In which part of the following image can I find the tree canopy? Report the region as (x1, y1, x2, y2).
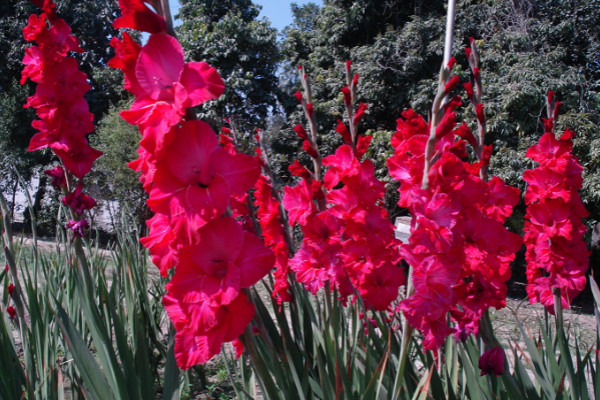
(177, 0, 281, 134)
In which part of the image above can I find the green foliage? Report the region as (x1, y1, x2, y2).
(0, 0, 125, 224)
(0, 189, 177, 399)
(89, 101, 148, 229)
(177, 0, 281, 133)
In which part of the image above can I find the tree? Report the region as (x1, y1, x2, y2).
(276, 0, 600, 227)
(177, 0, 281, 135)
(88, 101, 149, 230)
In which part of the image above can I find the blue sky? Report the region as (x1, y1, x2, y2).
(169, 0, 323, 32)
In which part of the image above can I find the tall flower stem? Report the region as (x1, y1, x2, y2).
(422, 0, 455, 190)
(298, 66, 324, 184)
(159, 0, 176, 37)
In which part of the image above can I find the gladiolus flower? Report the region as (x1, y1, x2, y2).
(479, 346, 504, 376)
(113, 0, 167, 33)
(66, 219, 89, 238)
(120, 34, 224, 156)
(62, 183, 96, 216)
(45, 166, 67, 188)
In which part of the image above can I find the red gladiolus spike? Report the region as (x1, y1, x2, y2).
(523, 128, 588, 313)
(389, 107, 521, 351)
(21, 7, 102, 178)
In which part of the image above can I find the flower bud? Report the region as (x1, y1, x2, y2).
(479, 346, 504, 376)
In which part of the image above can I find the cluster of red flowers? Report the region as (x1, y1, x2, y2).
(110, 0, 273, 368)
(21, 0, 99, 231)
(21, 0, 101, 178)
(523, 92, 589, 312)
(388, 98, 521, 349)
(283, 67, 404, 311)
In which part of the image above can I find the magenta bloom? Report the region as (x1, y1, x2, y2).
(120, 34, 225, 156)
(66, 219, 89, 238)
(113, 0, 166, 33)
(147, 120, 260, 236)
(166, 216, 274, 307)
(61, 183, 96, 216)
(45, 166, 66, 188)
(479, 346, 505, 376)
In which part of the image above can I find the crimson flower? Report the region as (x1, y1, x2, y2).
(164, 292, 255, 369)
(140, 213, 180, 277)
(113, 0, 167, 33)
(61, 183, 96, 216)
(66, 219, 89, 238)
(147, 120, 260, 236)
(6, 306, 16, 320)
(166, 217, 274, 307)
(119, 34, 224, 156)
(479, 346, 504, 376)
(45, 166, 66, 188)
